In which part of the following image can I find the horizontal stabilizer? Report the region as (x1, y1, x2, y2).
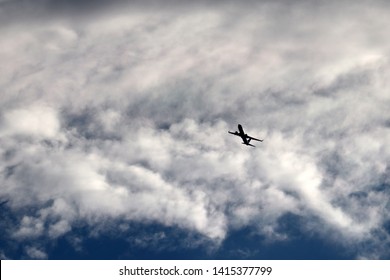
(243, 143, 255, 147)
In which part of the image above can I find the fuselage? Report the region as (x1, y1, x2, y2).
(238, 124, 245, 135)
(237, 124, 249, 144)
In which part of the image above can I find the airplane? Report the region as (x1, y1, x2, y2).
(228, 124, 263, 147)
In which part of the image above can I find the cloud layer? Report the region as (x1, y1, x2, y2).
(1, 0, 390, 259)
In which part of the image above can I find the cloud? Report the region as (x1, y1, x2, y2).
(1, 104, 61, 138)
(1, 0, 390, 259)
(25, 246, 48, 259)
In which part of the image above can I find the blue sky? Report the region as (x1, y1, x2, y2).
(1, 0, 390, 260)
(0, 205, 356, 259)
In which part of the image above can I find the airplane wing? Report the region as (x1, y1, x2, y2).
(248, 135, 263, 142)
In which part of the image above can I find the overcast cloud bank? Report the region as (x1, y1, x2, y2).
(1, 0, 390, 259)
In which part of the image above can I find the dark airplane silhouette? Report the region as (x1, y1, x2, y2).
(228, 124, 263, 147)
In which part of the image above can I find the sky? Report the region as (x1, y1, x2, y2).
(0, 0, 390, 260)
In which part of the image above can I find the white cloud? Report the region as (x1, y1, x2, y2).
(25, 246, 47, 260)
(48, 219, 71, 238)
(1, 0, 390, 258)
(13, 216, 44, 239)
(1, 104, 61, 139)
(0, 251, 8, 260)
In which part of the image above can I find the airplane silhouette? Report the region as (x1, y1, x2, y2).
(228, 124, 263, 147)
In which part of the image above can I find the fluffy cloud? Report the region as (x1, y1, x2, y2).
(25, 246, 48, 259)
(1, 0, 390, 259)
(1, 104, 60, 138)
